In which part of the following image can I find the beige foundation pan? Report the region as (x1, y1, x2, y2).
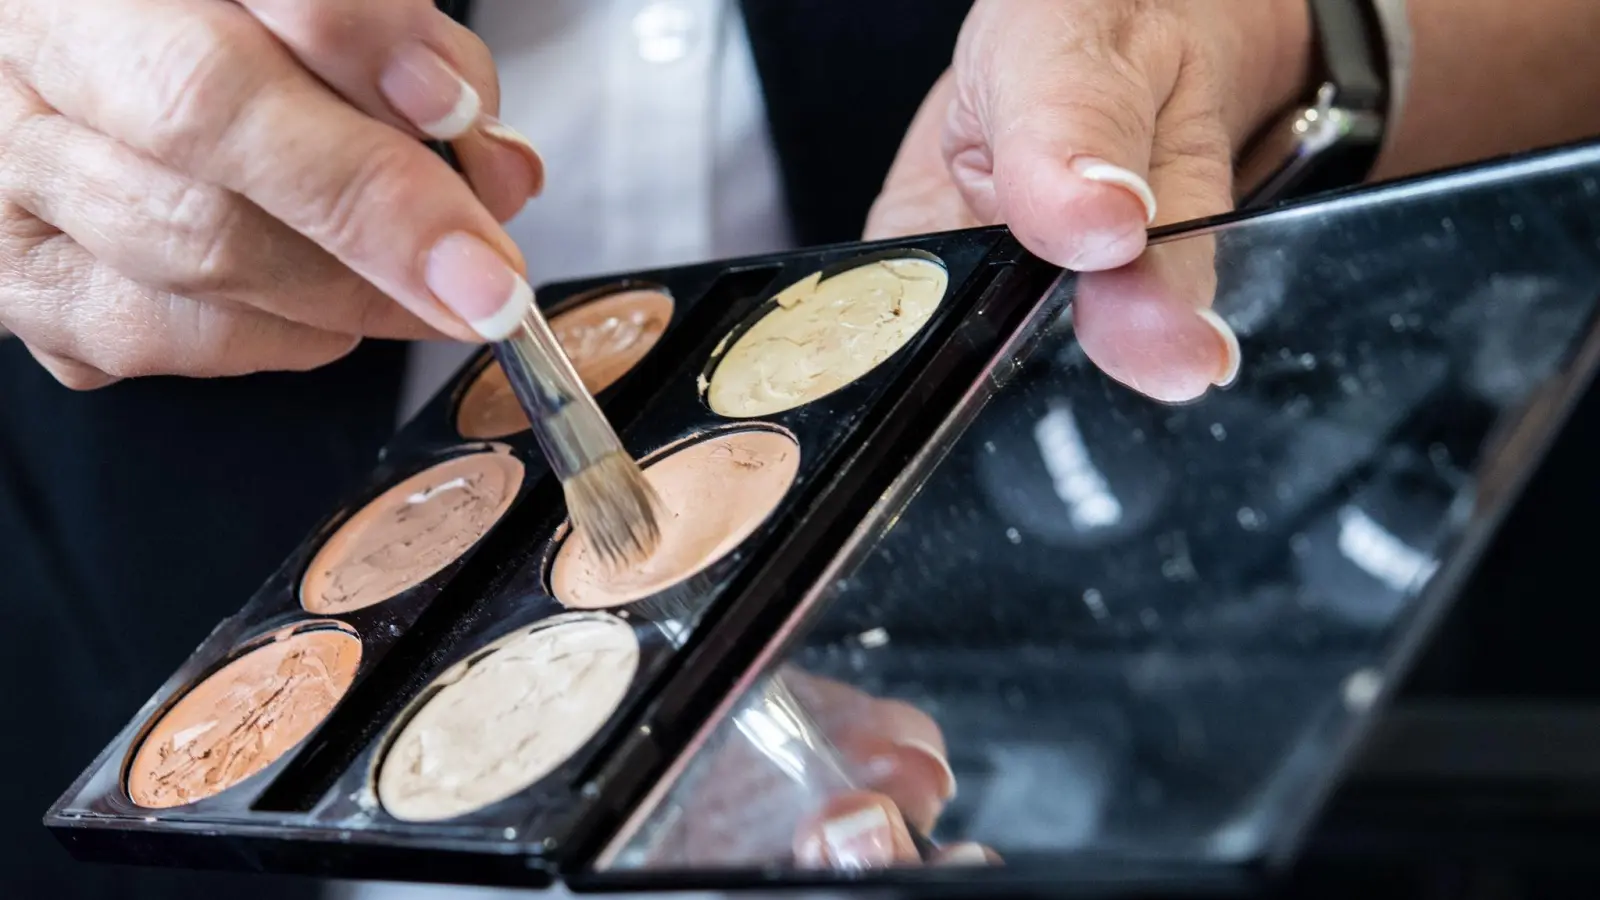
(376, 612, 640, 822)
(457, 287, 675, 440)
(705, 255, 949, 419)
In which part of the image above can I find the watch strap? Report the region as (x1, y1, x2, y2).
(1235, 0, 1404, 207)
(1370, 0, 1412, 163)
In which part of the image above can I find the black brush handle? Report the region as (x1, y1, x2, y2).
(428, 140, 466, 175)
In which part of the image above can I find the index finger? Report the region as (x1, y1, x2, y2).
(1073, 234, 1236, 403)
(16, 0, 527, 341)
(235, 0, 502, 135)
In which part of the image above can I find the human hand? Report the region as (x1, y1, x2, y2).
(640, 669, 996, 870)
(0, 0, 544, 389)
(866, 0, 1313, 403)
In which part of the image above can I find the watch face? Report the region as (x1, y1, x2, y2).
(1235, 86, 1385, 208)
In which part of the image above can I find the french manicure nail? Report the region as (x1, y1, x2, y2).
(1195, 307, 1241, 387)
(381, 43, 481, 139)
(821, 804, 895, 870)
(479, 117, 547, 196)
(795, 834, 827, 869)
(1072, 156, 1158, 225)
(424, 232, 531, 340)
(936, 842, 992, 866)
(895, 739, 958, 799)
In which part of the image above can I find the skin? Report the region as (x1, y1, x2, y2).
(0, 0, 540, 387)
(4, 0, 1600, 391)
(867, 0, 1600, 403)
(650, 668, 993, 870)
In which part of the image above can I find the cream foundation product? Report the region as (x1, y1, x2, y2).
(301, 451, 523, 614)
(551, 429, 801, 609)
(457, 289, 675, 439)
(377, 614, 640, 822)
(706, 258, 949, 418)
(56, 224, 1079, 886)
(127, 625, 361, 809)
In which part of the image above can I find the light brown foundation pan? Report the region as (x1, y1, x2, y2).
(456, 287, 676, 440)
(705, 256, 949, 419)
(300, 450, 524, 615)
(376, 612, 639, 823)
(550, 427, 802, 609)
(126, 622, 361, 809)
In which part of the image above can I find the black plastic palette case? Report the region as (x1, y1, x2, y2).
(47, 140, 1600, 895)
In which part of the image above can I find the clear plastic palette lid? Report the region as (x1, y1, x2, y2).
(589, 145, 1600, 887)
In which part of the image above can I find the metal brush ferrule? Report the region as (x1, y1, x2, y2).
(491, 305, 624, 481)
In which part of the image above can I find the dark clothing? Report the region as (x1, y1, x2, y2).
(0, 342, 408, 899)
(0, 4, 971, 898)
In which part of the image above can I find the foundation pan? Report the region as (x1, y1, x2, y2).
(550, 427, 802, 609)
(705, 254, 949, 418)
(457, 287, 676, 439)
(126, 621, 361, 809)
(376, 613, 640, 823)
(301, 449, 524, 615)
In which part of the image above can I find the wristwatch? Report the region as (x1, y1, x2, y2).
(1234, 0, 1412, 208)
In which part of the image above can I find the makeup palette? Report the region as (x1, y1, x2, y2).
(48, 227, 1062, 886)
(47, 142, 1600, 894)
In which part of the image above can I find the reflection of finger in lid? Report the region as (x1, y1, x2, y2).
(794, 791, 919, 870)
(840, 735, 955, 834)
(933, 842, 1003, 867)
(870, 697, 947, 758)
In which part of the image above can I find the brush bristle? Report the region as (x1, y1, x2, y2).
(565, 452, 662, 569)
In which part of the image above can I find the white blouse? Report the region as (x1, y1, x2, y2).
(397, 0, 794, 422)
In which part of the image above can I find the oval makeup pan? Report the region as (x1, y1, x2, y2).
(706, 257, 948, 418)
(301, 451, 523, 615)
(377, 614, 639, 822)
(457, 288, 675, 439)
(551, 428, 800, 609)
(127, 624, 361, 809)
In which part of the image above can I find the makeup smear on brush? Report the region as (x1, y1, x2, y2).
(457, 288, 675, 439)
(377, 614, 639, 822)
(127, 624, 361, 809)
(301, 451, 524, 615)
(707, 258, 949, 418)
(550, 429, 800, 609)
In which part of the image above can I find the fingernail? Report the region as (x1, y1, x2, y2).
(1195, 307, 1241, 387)
(1072, 157, 1158, 225)
(424, 232, 532, 340)
(479, 117, 547, 197)
(895, 739, 958, 800)
(936, 842, 993, 866)
(795, 834, 827, 869)
(381, 44, 481, 139)
(821, 804, 896, 870)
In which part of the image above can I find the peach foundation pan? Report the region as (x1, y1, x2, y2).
(456, 287, 676, 440)
(48, 225, 1062, 888)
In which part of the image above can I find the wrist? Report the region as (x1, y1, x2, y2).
(1232, 0, 1316, 148)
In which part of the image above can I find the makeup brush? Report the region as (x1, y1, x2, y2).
(492, 303, 663, 569)
(424, 140, 663, 568)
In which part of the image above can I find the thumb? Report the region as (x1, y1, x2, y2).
(950, 0, 1239, 400)
(1071, 69, 1241, 403)
(949, 0, 1176, 270)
